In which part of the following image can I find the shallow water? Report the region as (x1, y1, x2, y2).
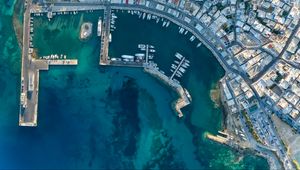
(0, 2, 269, 169)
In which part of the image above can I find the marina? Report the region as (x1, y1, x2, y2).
(23, 1, 218, 126)
(9, 0, 271, 169)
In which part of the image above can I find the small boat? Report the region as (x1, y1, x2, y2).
(175, 52, 183, 60)
(166, 21, 170, 27)
(135, 53, 145, 57)
(171, 64, 177, 69)
(142, 13, 146, 19)
(181, 64, 188, 68)
(176, 73, 182, 77)
(197, 42, 202, 48)
(156, 18, 159, 23)
(150, 49, 156, 53)
(184, 88, 192, 102)
(148, 55, 154, 59)
(189, 35, 195, 41)
(138, 44, 146, 49)
(183, 62, 190, 67)
(179, 67, 186, 73)
(177, 71, 183, 76)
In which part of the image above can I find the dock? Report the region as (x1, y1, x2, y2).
(99, 6, 111, 65)
(206, 131, 229, 144)
(170, 54, 186, 80)
(44, 59, 78, 65)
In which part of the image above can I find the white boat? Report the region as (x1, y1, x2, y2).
(184, 30, 188, 35)
(166, 21, 170, 27)
(121, 55, 134, 59)
(176, 73, 182, 77)
(162, 21, 166, 27)
(135, 53, 145, 58)
(184, 88, 192, 102)
(171, 64, 177, 69)
(183, 62, 190, 67)
(197, 42, 202, 48)
(109, 33, 112, 42)
(175, 52, 183, 60)
(179, 28, 184, 34)
(97, 17, 102, 36)
(174, 60, 179, 64)
(149, 45, 155, 49)
(148, 55, 154, 59)
(179, 67, 186, 73)
(177, 71, 183, 76)
(185, 59, 190, 64)
(170, 69, 174, 72)
(150, 49, 156, 53)
(138, 44, 145, 49)
(190, 35, 195, 41)
(142, 13, 146, 19)
(182, 63, 188, 68)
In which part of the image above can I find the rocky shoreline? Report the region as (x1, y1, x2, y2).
(207, 78, 280, 170)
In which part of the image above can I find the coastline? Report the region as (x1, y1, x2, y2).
(210, 81, 228, 130)
(206, 78, 279, 169)
(12, 0, 23, 47)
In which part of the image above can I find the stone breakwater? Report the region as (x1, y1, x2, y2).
(143, 64, 191, 117)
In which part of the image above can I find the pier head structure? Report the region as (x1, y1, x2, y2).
(19, 0, 78, 126)
(21, 0, 299, 169)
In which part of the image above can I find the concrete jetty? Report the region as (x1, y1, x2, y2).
(206, 131, 230, 144)
(99, 6, 111, 65)
(44, 59, 78, 65)
(19, 59, 78, 127)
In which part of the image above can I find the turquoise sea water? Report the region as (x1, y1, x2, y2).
(0, 2, 270, 169)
